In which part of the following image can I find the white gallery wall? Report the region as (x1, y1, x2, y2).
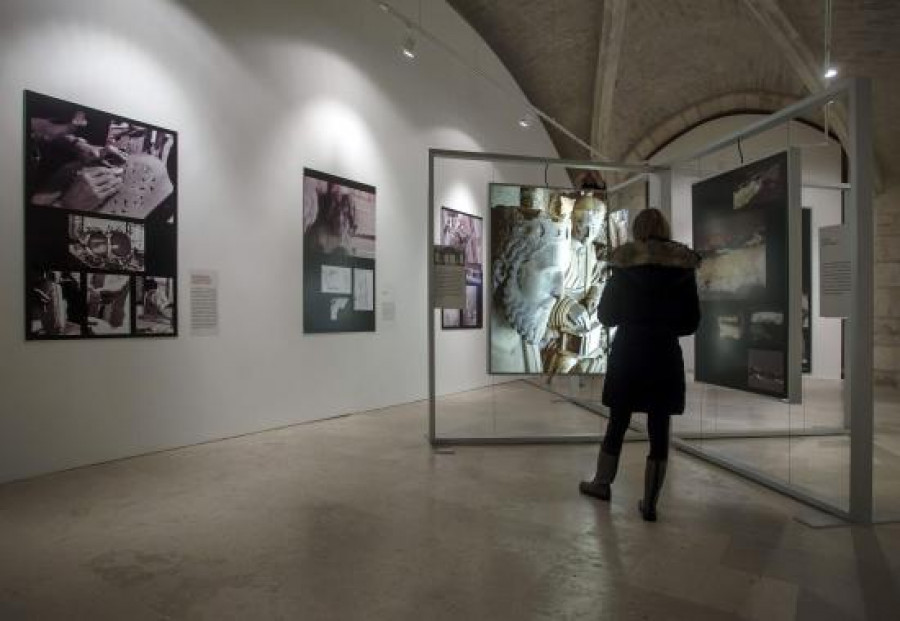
(0, 0, 564, 482)
(652, 115, 844, 380)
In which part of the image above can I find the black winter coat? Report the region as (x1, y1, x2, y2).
(599, 239, 701, 415)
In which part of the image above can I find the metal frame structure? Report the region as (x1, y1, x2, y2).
(426, 77, 874, 523)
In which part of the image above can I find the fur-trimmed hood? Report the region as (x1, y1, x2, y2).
(610, 239, 700, 269)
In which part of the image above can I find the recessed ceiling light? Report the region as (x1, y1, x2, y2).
(824, 66, 838, 79)
(401, 32, 416, 59)
(518, 116, 532, 129)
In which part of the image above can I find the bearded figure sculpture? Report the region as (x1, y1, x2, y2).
(490, 198, 572, 374)
(545, 193, 610, 374)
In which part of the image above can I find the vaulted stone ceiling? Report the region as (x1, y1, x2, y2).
(448, 0, 900, 182)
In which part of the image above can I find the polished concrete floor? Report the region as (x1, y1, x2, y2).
(2, 383, 900, 620)
(539, 375, 900, 519)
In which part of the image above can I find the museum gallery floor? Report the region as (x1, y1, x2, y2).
(0, 380, 898, 619)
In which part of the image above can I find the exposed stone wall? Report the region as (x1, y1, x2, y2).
(875, 183, 900, 386)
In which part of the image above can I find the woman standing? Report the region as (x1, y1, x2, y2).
(579, 209, 701, 522)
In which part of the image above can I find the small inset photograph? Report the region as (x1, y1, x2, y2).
(462, 284, 480, 327)
(732, 162, 783, 210)
(329, 297, 351, 322)
(750, 311, 785, 343)
(717, 314, 743, 340)
(25, 92, 175, 220)
(85, 273, 131, 336)
(136, 276, 175, 335)
(303, 169, 375, 259)
(443, 309, 462, 328)
(68, 215, 145, 272)
(748, 349, 785, 393)
(353, 268, 374, 312)
(695, 209, 767, 300)
(27, 270, 85, 337)
(321, 265, 352, 295)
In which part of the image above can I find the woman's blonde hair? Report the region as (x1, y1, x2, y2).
(632, 208, 671, 242)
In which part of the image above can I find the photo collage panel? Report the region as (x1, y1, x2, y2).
(25, 91, 177, 339)
(440, 207, 484, 330)
(692, 151, 790, 398)
(302, 168, 376, 333)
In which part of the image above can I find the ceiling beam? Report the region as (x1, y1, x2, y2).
(590, 0, 629, 160)
(742, 0, 824, 93)
(741, 1, 850, 145)
(742, 0, 884, 190)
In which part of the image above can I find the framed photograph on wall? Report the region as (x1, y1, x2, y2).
(24, 91, 178, 340)
(440, 207, 483, 330)
(302, 168, 376, 333)
(692, 151, 794, 399)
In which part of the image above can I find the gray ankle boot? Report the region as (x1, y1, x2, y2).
(638, 457, 667, 522)
(579, 450, 619, 501)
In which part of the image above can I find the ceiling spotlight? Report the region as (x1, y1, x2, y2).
(401, 31, 417, 59)
(824, 66, 838, 79)
(518, 116, 532, 129)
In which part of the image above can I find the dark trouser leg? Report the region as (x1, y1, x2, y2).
(639, 413, 670, 521)
(601, 409, 633, 457)
(580, 410, 631, 501)
(646, 413, 670, 461)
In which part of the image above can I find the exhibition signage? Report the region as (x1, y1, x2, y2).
(819, 224, 851, 318)
(190, 270, 219, 336)
(432, 245, 467, 310)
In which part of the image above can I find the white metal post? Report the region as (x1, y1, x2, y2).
(788, 148, 803, 404)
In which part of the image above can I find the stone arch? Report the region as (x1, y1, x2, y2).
(621, 92, 800, 163)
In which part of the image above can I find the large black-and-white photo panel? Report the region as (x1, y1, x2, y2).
(440, 207, 483, 330)
(24, 91, 178, 340)
(302, 169, 376, 333)
(692, 151, 792, 398)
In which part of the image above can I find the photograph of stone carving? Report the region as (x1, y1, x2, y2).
(440, 207, 483, 330)
(68, 215, 145, 272)
(302, 168, 376, 333)
(489, 184, 611, 375)
(692, 151, 790, 398)
(24, 90, 178, 340)
(544, 193, 610, 374)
